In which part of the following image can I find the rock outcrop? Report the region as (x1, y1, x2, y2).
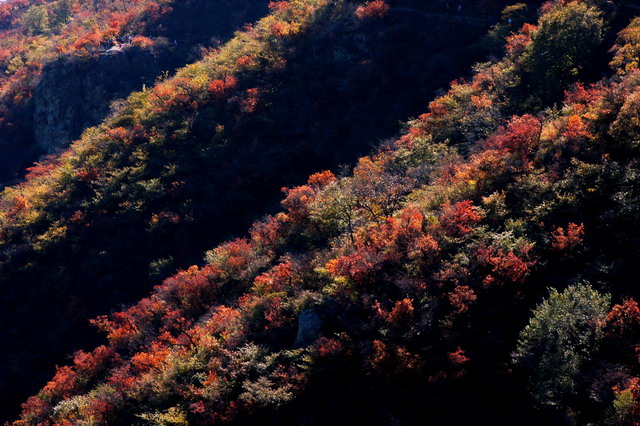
(33, 46, 178, 153)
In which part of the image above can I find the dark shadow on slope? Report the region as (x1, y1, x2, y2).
(0, 1, 523, 420)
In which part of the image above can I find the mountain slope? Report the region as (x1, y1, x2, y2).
(0, 0, 270, 184)
(0, 0, 517, 420)
(14, 0, 640, 424)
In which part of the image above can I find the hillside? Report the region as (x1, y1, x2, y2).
(0, 0, 270, 184)
(0, 0, 521, 420)
(10, 0, 640, 424)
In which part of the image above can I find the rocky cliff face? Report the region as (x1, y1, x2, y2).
(31, 0, 271, 155)
(33, 46, 178, 153)
(0, 0, 270, 185)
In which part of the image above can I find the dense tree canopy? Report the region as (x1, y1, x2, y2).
(6, 0, 640, 424)
(0, 0, 522, 420)
(526, 1, 605, 103)
(514, 284, 610, 409)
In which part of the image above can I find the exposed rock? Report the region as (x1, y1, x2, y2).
(33, 46, 179, 153)
(294, 310, 322, 347)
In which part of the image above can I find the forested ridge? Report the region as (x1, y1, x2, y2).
(0, 0, 516, 421)
(4, 0, 640, 424)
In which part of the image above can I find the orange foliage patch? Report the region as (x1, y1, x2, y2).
(355, 1, 390, 20)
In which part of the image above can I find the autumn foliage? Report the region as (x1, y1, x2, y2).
(9, 0, 640, 424)
(355, 1, 390, 20)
